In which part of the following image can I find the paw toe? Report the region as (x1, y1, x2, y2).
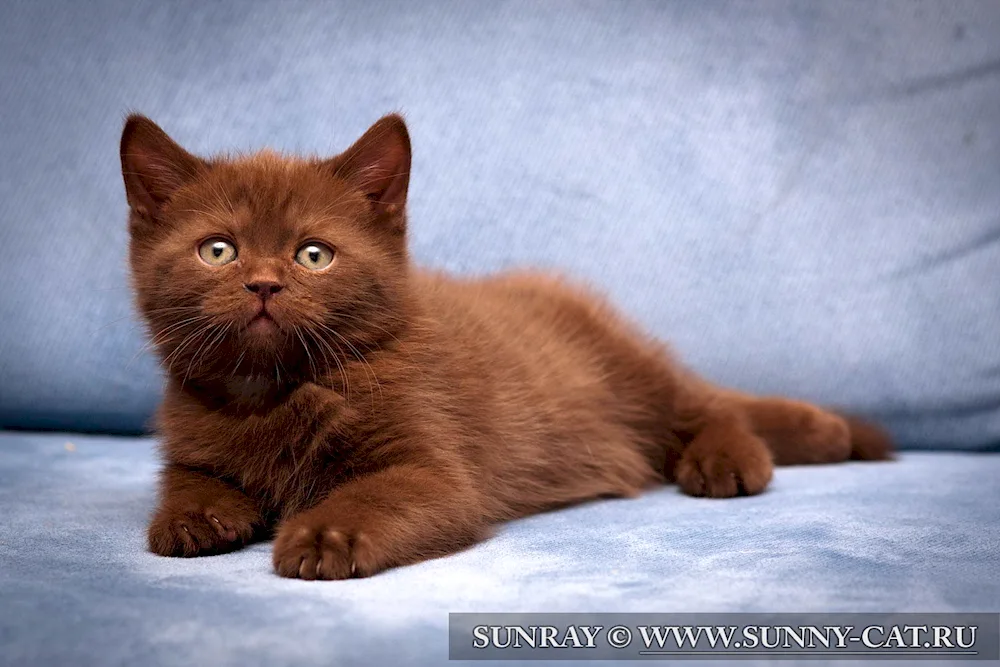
(676, 435, 773, 499)
(148, 508, 251, 557)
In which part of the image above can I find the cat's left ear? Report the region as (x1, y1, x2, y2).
(120, 114, 208, 222)
(322, 114, 411, 233)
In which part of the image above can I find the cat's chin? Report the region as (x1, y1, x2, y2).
(222, 372, 286, 407)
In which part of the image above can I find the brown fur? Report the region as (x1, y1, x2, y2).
(121, 113, 893, 580)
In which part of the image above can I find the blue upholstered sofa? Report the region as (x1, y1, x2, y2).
(1, 2, 998, 665)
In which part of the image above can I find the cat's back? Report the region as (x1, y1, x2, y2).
(413, 268, 626, 354)
(406, 269, 667, 511)
(409, 267, 663, 391)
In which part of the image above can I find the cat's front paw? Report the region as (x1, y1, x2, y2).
(675, 431, 773, 498)
(148, 502, 257, 557)
(272, 517, 384, 580)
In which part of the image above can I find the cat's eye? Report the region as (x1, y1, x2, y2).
(295, 242, 335, 271)
(198, 238, 237, 266)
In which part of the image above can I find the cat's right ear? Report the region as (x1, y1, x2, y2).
(120, 115, 207, 221)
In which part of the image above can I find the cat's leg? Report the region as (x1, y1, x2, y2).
(148, 465, 266, 557)
(668, 392, 892, 496)
(272, 464, 487, 580)
(586, 341, 776, 498)
(723, 392, 894, 465)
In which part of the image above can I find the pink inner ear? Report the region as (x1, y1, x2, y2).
(131, 153, 188, 201)
(371, 142, 410, 208)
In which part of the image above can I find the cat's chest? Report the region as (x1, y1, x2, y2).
(161, 383, 355, 511)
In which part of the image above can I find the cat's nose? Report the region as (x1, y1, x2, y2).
(244, 281, 284, 300)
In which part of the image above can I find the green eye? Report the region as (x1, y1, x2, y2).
(198, 238, 237, 266)
(295, 242, 335, 270)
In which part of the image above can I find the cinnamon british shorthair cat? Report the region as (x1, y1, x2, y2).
(121, 113, 891, 580)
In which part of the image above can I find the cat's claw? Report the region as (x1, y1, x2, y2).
(148, 505, 255, 557)
(273, 523, 377, 580)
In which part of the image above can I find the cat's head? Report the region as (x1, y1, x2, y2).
(121, 114, 412, 389)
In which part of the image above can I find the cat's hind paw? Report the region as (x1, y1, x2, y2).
(674, 432, 773, 498)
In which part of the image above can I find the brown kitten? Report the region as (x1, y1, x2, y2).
(121, 113, 892, 580)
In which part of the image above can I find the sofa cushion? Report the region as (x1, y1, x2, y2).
(1, 1, 999, 449)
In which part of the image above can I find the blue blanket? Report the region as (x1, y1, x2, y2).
(1, 432, 997, 666)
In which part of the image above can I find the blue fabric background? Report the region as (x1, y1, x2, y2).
(1, 1, 999, 449)
(2, 5, 999, 666)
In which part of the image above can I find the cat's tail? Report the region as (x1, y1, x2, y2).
(732, 393, 894, 465)
(840, 414, 895, 462)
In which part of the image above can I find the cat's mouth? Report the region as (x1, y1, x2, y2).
(247, 310, 280, 335)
